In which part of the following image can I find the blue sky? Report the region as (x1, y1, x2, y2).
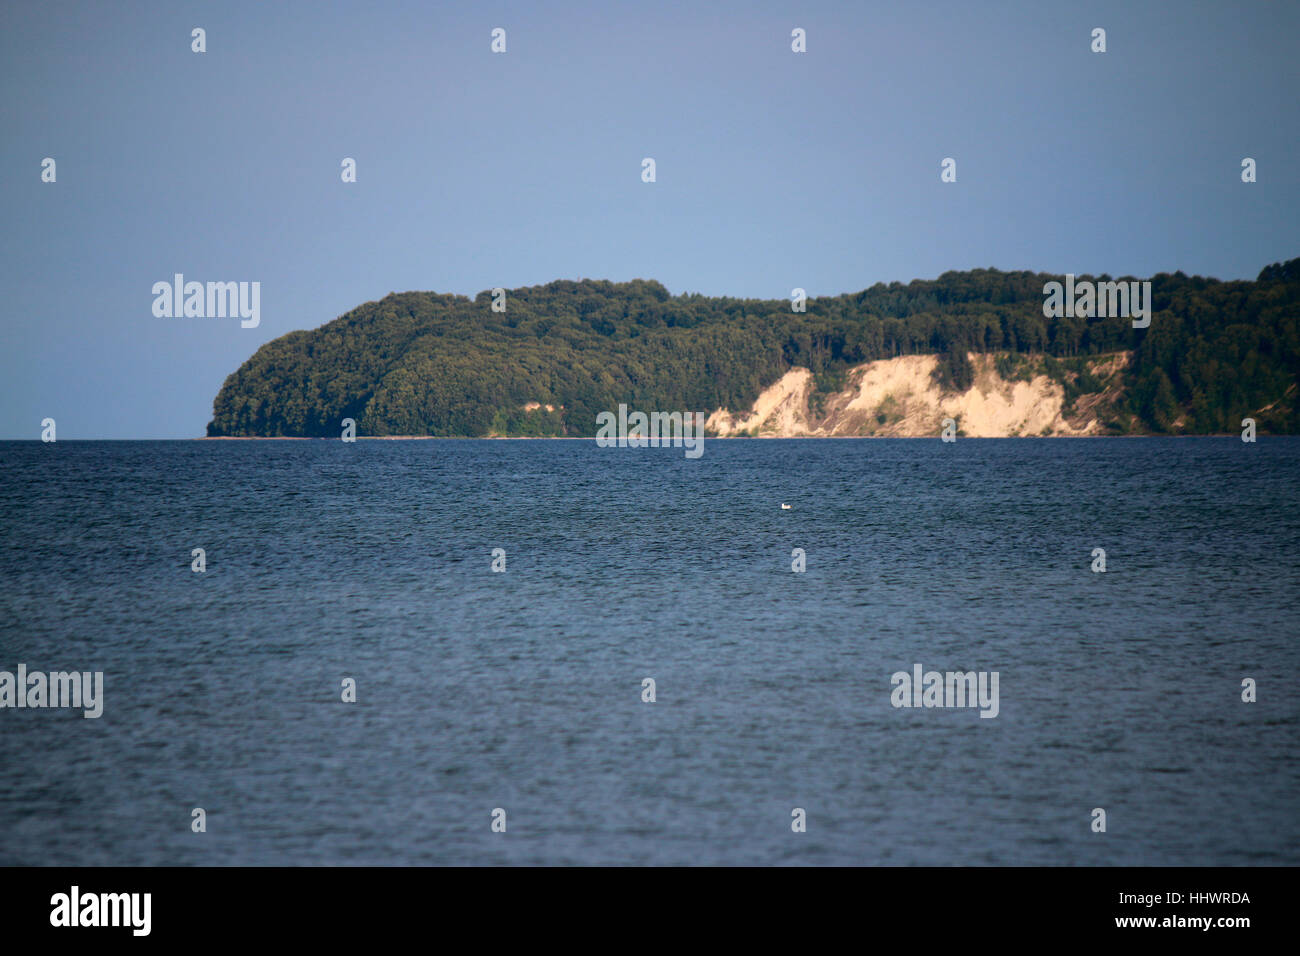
(2, 0, 1296, 438)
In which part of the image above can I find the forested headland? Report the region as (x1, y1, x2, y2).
(206, 258, 1300, 437)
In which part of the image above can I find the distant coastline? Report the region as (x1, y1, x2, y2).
(194, 432, 1255, 440)
(205, 262, 1299, 440)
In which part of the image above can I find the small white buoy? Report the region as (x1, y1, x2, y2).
(781, 503, 791, 510)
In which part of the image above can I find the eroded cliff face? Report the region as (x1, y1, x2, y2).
(706, 352, 1131, 437)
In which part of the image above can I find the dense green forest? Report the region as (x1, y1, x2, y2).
(207, 259, 1300, 437)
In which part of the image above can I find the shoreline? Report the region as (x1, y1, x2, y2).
(193, 433, 1257, 441)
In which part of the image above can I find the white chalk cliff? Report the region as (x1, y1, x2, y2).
(706, 352, 1131, 437)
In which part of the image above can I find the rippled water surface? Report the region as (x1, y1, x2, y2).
(1, 438, 1297, 865)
